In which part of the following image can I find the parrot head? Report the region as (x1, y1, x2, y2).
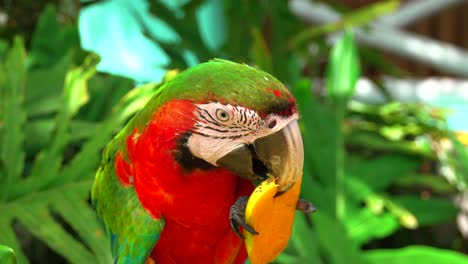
(153, 59, 304, 194)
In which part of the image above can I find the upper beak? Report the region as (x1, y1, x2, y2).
(217, 120, 304, 193)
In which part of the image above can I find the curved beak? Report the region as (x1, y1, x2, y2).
(254, 120, 304, 192)
(217, 120, 304, 193)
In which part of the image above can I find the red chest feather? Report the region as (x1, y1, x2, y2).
(115, 100, 254, 263)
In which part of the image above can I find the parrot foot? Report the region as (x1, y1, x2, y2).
(229, 196, 259, 239)
(296, 198, 316, 214)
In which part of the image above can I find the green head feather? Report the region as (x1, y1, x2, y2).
(157, 59, 292, 112)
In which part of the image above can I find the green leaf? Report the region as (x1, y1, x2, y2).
(0, 39, 8, 58)
(344, 176, 418, 229)
(53, 192, 111, 264)
(0, 37, 27, 201)
(24, 120, 99, 154)
(292, 79, 339, 214)
(347, 154, 421, 191)
(0, 179, 112, 264)
(395, 174, 455, 193)
(314, 212, 369, 264)
(249, 27, 272, 74)
(326, 30, 360, 108)
(29, 4, 80, 67)
(346, 131, 435, 158)
(365, 246, 468, 264)
(0, 244, 16, 264)
(0, 218, 26, 263)
(447, 132, 468, 190)
(346, 207, 399, 245)
(25, 53, 72, 117)
(28, 54, 99, 191)
(0, 48, 132, 263)
(324, 30, 360, 218)
(63, 54, 98, 117)
(82, 73, 133, 121)
(57, 115, 120, 185)
(274, 253, 307, 264)
(285, 212, 321, 262)
(12, 200, 97, 263)
(344, 177, 403, 244)
(393, 195, 458, 226)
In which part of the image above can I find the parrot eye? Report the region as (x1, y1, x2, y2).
(215, 109, 230, 121)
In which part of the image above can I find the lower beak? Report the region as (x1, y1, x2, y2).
(217, 120, 304, 193)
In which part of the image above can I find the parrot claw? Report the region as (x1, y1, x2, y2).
(296, 198, 316, 214)
(229, 196, 259, 239)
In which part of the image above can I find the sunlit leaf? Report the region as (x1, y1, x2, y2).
(393, 195, 458, 226)
(326, 30, 360, 108)
(365, 246, 468, 264)
(0, 37, 27, 201)
(347, 154, 421, 191)
(285, 212, 321, 262)
(396, 174, 455, 193)
(346, 207, 399, 245)
(25, 53, 72, 117)
(250, 27, 272, 74)
(30, 4, 80, 67)
(28, 54, 99, 190)
(447, 132, 468, 190)
(0, 35, 131, 263)
(314, 212, 369, 264)
(0, 244, 16, 264)
(292, 79, 338, 214)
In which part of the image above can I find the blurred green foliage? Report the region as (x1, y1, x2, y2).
(0, 1, 467, 264)
(0, 5, 158, 263)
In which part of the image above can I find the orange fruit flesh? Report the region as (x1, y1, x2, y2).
(243, 177, 302, 264)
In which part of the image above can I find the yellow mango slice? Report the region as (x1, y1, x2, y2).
(244, 176, 302, 264)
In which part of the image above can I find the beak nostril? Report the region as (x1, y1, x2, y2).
(268, 120, 277, 129)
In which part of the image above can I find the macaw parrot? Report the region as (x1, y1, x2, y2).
(92, 59, 313, 264)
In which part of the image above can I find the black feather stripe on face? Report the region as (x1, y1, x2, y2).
(173, 132, 215, 172)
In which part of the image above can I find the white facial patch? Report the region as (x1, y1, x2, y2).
(187, 102, 298, 166)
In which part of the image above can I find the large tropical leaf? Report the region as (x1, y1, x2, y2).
(0, 36, 157, 264)
(365, 246, 468, 264)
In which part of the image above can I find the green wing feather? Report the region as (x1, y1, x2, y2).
(92, 98, 165, 264)
(92, 140, 164, 264)
(92, 68, 172, 264)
